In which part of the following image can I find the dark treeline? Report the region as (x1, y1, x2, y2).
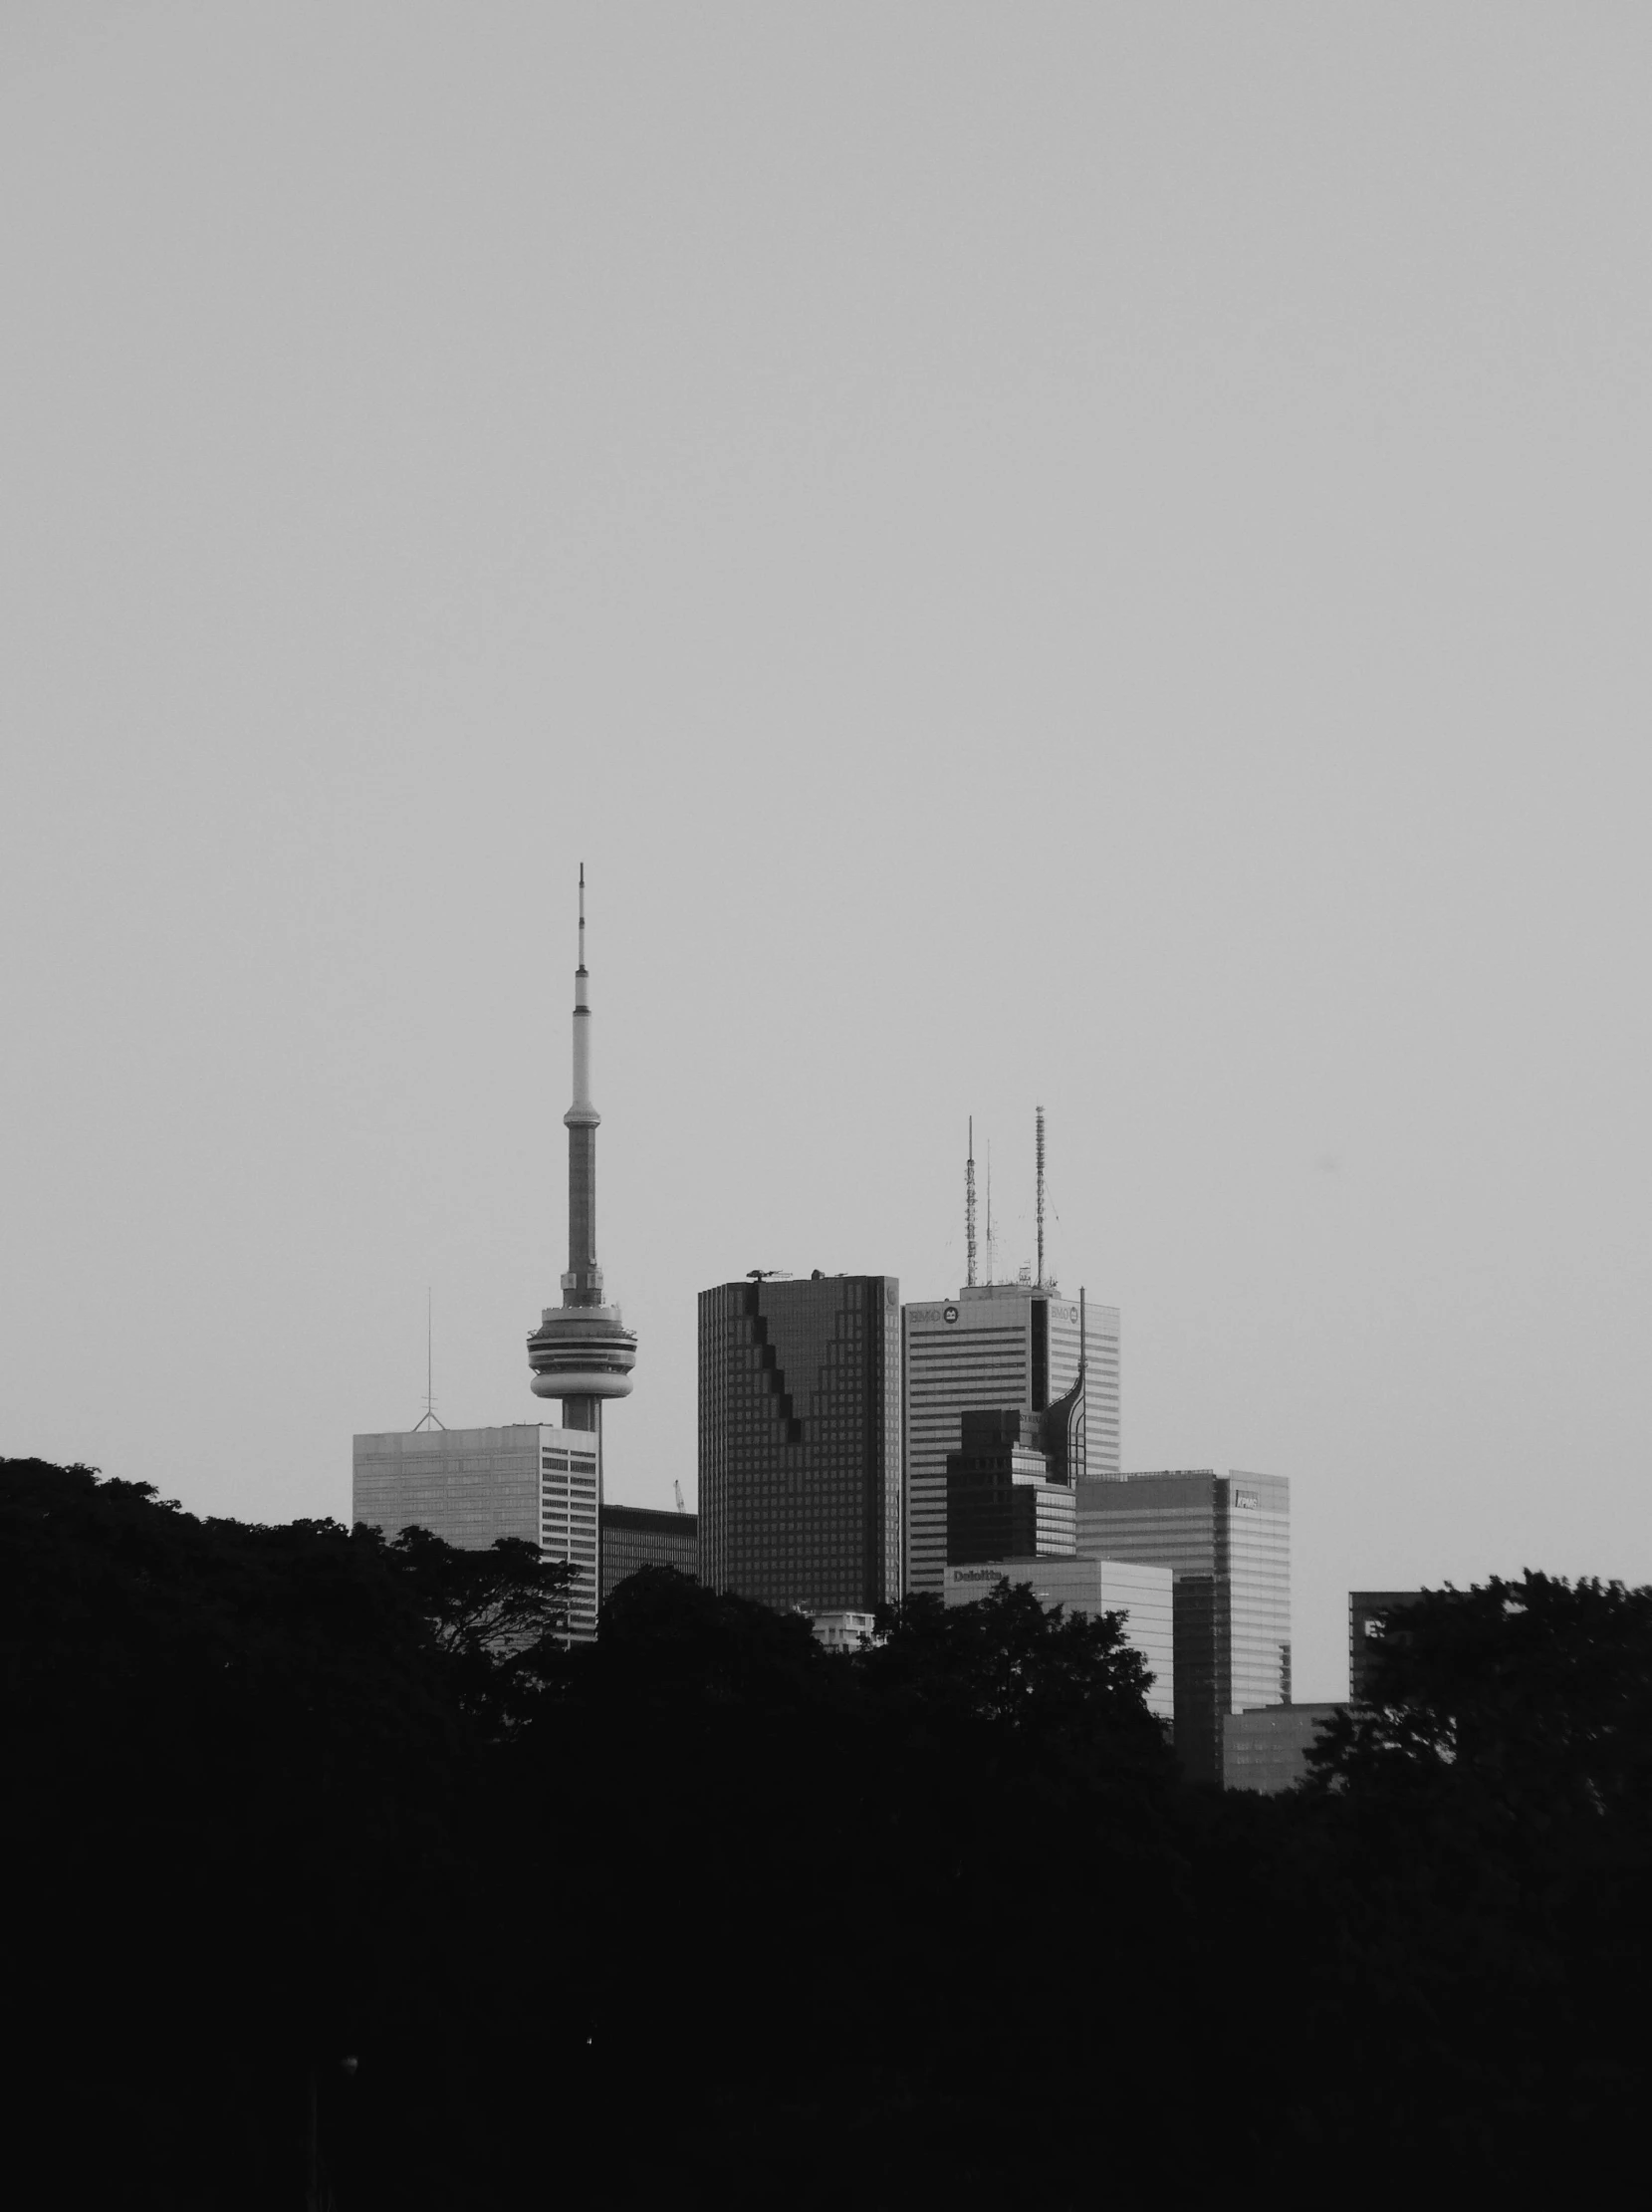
(5, 1456, 1650, 2206)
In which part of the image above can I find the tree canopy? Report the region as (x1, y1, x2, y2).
(6, 1458, 1651, 2205)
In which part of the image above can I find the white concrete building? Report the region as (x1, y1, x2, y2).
(942, 1555, 1173, 1723)
(353, 1421, 601, 1640)
(803, 1609, 880, 1653)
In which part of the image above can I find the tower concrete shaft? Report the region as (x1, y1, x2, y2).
(527, 864, 637, 1427)
(565, 867, 601, 1306)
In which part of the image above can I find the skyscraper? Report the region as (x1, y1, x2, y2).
(903, 1285, 1120, 1596)
(1074, 1470, 1291, 1787)
(698, 1273, 902, 1613)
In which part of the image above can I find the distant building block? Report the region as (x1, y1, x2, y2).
(1348, 1590, 1423, 1703)
(1222, 1703, 1343, 1794)
(599, 1503, 697, 1603)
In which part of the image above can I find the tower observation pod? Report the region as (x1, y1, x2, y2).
(527, 865, 638, 1430)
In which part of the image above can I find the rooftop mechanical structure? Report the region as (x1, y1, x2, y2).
(527, 865, 637, 1433)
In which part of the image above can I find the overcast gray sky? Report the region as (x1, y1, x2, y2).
(5, 3, 1650, 1696)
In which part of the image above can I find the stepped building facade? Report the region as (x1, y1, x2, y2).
(698, 1273, 902, 1614)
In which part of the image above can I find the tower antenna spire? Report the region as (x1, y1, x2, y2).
(527, 863, 638, 1429)
(1036, 1104, 1046, 1288)
(413, 1287, 446, 1430)
(965, 1116, 977, 1289)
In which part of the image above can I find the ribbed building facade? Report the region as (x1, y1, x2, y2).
(1074, 1470, 1291, 1786)
(698, 1275, 902, 1613)
(902, 1284, 1120, 1596)
(352, 1422, 602, 1639)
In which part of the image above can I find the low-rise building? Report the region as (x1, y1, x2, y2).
(804, 1609, 879, 1653)
(1222, 1703, 1343, 1794)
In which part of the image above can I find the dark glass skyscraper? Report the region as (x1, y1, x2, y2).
(698, 1274, 902, 1613)
(945, 1408, 1076, 1565)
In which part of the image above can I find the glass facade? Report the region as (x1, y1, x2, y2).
(599, 1504, 698, 1604)
(902, 1284, 1120, 1597)
(698, 1275, 902, 1612)
(944, 1409, 1076, 1566)
(1073, 1470, 1291, 1786)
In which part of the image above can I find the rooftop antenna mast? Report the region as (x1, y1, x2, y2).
(985, 1139, 994, 1286)
(413, 1288, 445, 1431)
(965, 1117, 977, 1289)
(1036, 1105, 1047, 1287)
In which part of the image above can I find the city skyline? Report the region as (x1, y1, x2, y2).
(7, 9, 1652, 1706)
(8, 11, 1651, 2192)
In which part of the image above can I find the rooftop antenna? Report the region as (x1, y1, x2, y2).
(985, 1139, 994, 1286)
(1036, 1105, 1047, 1288)
(673, 1479, 686, 1513)
(965, 1117, 977, 1289)
(413, 1288, 446, 1431)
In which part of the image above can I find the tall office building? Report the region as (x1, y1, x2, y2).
(353, 1423, 602, 1638)
(1074, 1471, 1291, 1787)
(903, 1284, 1120, 1596)
(698, 1273, 902, 1613)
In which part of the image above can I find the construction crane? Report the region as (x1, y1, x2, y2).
(673, 1481, 686, 1514)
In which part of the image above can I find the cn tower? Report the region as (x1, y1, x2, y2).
(527, 865, 637, 1432)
